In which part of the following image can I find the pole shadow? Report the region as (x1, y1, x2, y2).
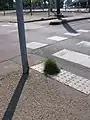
(62, 22, 78, 33)
(2, 73, 29, 120)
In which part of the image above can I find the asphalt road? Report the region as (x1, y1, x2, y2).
(0, 19, 90, 78)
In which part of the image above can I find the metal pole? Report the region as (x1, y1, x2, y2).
(76, 0, 77, 9)
(48, 0, 50, 16)
(3, 0, 5, 16)
(88, 0, 90, 12)
(56, 0, 60, 18)
(16, 0, 29, 74)
(29, 0, 32, 15)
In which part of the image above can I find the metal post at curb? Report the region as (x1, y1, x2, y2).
(3, 0, 5, 16)
(29, 0, 32, 16)
(56, 0, 60, 18)
(16, 0, 29, 74)
(86, 0, 88, 10)
(48, 0, 50, 17)
(88, 0, 90, 12)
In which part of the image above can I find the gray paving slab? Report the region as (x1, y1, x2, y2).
(0, 32, 20, 62)
(1, 70, 89, 120)
(0, 60, 20, 76)
(11, 54, 45, 66)
(0, 71, 22, 120)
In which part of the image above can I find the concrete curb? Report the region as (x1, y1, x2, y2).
(66, 17, 90, 22)
(49, 17, 90, 25)
(0, 9, 89, 14)
(9, 17, 57, 23)
(0, 15, 90, 24)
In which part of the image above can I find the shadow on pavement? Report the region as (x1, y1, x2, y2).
(62, 22, 77, 33)
(2, 73, 29, 120)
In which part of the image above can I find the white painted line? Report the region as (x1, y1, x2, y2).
(1, 23, 17, 27)
(64, 32, 80, 36)
(26, 42, 48, 49)
(77, 41, 90, 47)
(31, 63, 90, 94)
(25, 23, 44, 30)
(8, 23, 17, 27)
(77, 29, 89, 33)
(8, 30, 17, 34)
(48, 36, 67, 41)
(1, 24, 12, 27)
(53, 49, 90, 68)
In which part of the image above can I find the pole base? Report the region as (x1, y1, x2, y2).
(56, 13, 64, 19)
(23, 66, 29, 74)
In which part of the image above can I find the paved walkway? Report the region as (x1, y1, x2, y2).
(0, 53, 90, 120)
(0, 9, 90, 23)
(0, 8, 89, 14)
(0, 62, 90, 120)
(49, 13, 90, 25)
(0, 12, 55, 23)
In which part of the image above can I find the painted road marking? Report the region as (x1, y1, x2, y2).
(77, 41, 90, 47)
(53, 49, 90, 68)
(64, 32, 80, 36)
(48, 36, 68, 41)
(26, 42, 48, 49)
(77, 29, 89, 33)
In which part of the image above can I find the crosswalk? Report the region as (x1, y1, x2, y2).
(53, 49, 90, 68)
(76, 41, 90, 47)
(26, 42, 48, 49)
(27, 28, 90, 79)
(48, 36, 67, 41)
(29, 28, 90, 95)
(1, 22, 90, 94)
(64, 32, 81, 36)
(1, 23, 90, 72)
(26, 28, 90, 50)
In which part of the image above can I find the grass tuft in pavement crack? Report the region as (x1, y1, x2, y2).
(43, 59, 60, 76)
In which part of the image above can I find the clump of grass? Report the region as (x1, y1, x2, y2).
(43, 59, 60, 76)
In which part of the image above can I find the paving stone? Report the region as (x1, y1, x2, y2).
(0, 60, 20, 76)
(31, 63, 90, 94)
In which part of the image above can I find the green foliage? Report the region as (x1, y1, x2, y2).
(24, 0, 30, 4)
(0, 0, 13, 10)
(43, 59, 60, 76)
(24, 0, 40, 4)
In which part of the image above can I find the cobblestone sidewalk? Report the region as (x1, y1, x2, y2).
(0, 66, 90, 120)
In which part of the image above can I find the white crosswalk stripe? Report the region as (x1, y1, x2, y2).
(26, 42, 48, 49)
(0, 23, 17, 27)
(77, 41, 90, 47)
(64, 32, 81, 36)
(77, 29, 89, 33)
(48, 36, 68, 41)
(53, 49, 90, 68)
